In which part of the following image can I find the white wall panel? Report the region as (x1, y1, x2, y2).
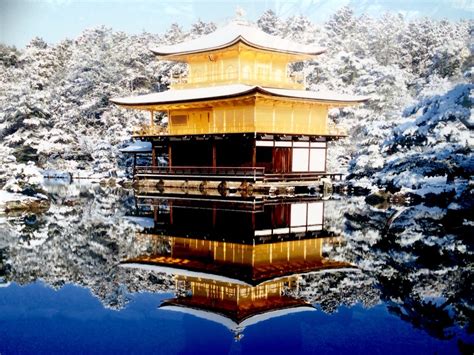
(256, 140, 273, 147)
(309, 149, 325, 172)
(310, 142, 327, 148)
(307, 202, 323, 225)
(292, 148, 309, 172)
(290, 203, 307, 226)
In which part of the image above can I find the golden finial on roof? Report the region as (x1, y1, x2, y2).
(233, 6, 249, 26)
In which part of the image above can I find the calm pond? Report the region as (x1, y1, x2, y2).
(0, 183, 472, 354)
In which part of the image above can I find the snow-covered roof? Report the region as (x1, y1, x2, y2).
(119, 141, 152, 153)
(160, 304, 315, 331)
(110, 84, 369, 107)
(123, 216, 155, 228)
(120, 263, 252, 286)
(151, 22, 325, 57)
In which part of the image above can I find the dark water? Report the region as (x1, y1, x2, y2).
(0, 184, 472, 354)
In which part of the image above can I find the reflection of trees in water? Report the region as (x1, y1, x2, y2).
(0, 248, 11, 284)
(0, 188, 472, 343)
(342, 200, 473, 341)
(299, 271, 379, 314)
(0, 184, 174, 309)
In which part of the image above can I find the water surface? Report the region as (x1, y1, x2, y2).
(0, 184, 472, 354)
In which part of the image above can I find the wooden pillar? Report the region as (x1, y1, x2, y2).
(168, 143, 173, 168)
(150, 110, 154, 126)
(212, 140, 217, 171)
(212, 206, 217, 227)
(151, 146, 157, 167)
(252, 140, 257, 168)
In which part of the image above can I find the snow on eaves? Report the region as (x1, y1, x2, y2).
(123, 216, 155, 228)
(110, 84, 369, 107)
(119, 141, 152, 153)
(150, 22, 326, 57)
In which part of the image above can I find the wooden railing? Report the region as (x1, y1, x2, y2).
(264, 172, 344, 182)
(134, 165, 344, 183)
(133, 124, 346, 137)
(135, 165, 266, 181)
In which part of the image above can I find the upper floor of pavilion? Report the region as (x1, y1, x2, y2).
(151, 21, 326, 90)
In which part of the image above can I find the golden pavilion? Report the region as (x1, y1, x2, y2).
(112, 21, 368, 189)
(121, 197, 354, 334)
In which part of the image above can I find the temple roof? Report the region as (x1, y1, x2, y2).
(150, 22, 326, 57)
(119, 140, 152, 153)
(120, 262, 252, 286)
(120, 257, 357, 286)
(110, 84, 369, 108)
(160, 301, 315, 331)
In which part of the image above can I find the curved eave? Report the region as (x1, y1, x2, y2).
(150, 37, 326, 60)
(109, 85, 257, 109)
(159, 303, 315, 331)
(255, 87, 370, 107)
(110, 86, 369, 110)
(119, 262, 253, 286)
(119, 259, 357, 286)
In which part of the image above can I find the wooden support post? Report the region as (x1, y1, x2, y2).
(150, 110, 154, 127)
(252, 140, 257, 168)
(271, 145, 277, 173)
(212, 140, 217, 172)
(212, 206, 217, 227)
(168, 144, 172, 168)
(151, 146, 157, 167)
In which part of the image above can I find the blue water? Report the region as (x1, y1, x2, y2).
(0, 281, 466, 354)
(1, 187, 472, 354)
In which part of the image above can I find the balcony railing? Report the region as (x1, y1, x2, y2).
(135, 165, 266, 181)
(133, 124, 346, 137)
(134, 165, 344, 182)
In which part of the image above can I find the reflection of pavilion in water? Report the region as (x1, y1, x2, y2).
(122, 197, 353, 335)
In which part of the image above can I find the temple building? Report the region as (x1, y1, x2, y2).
(121, 197, 354, 334)
(112, 21, 368, 190)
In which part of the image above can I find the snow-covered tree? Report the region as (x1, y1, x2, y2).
(257, 9, 284, 36)
(0, 11, 471, 203)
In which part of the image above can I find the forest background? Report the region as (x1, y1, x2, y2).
(0, 7, 472, 205)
